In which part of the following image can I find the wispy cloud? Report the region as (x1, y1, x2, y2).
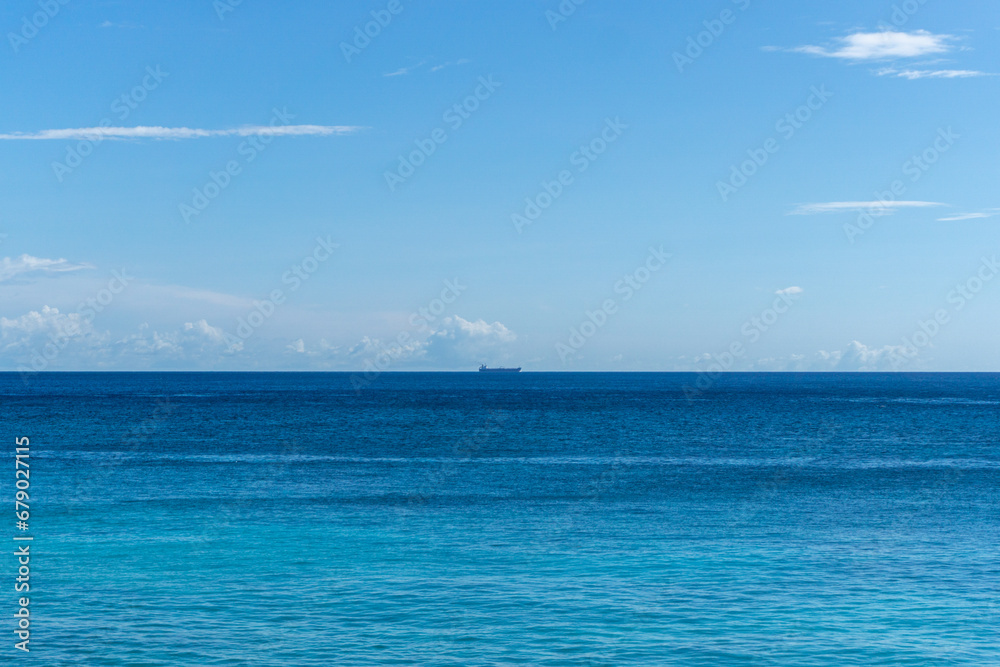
(876, 67, 993, 79)
(790, 30, 952, 60)
(384, 61, 426, 77)
(0, 124, 363, 141)
(385, 58, 470, 76)
(0, 255, 94, 282)
(430, 58, 471, 72)
(937, 208, 1000, 222)
(99, 20, 142, 29)
(776, 286, 803, 296)
(131, 283, 256, 309)
(789, 201, 946, 216)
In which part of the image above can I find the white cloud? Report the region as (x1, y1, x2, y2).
(120, 320, 242, 359)
(0, 306, 108, 368)
(788, 201, 945, 215)
(813, 340, 911, 371)
(183, 319, 238, 348)
(0, 254, 94, 282)
(340, 315, 517, 370)
(430, 58, 471, 72)
(0, 307, 517, 370)
(776, 286, 803, 296)
(384, 61, 426, 77)
(0, 125, 363, 141)
(385, 58, 469, 76)
(747, 341, 914, 371)
(423, 316, 516, 367)
(938, 212, 988, 221)
(937, 208, 1000, 222)
(1, 306, 92, 342)
(792, 30, 952, 60)
(876, 67, 993, 79)
(132, 283, 255, 309)
(282, 338, 341, 366)
(99, 20, 141, 29)
(296, 338, 340, 360)
(0, 309, 250, 370)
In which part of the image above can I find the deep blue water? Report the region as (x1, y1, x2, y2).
(2, 372, 999, 665)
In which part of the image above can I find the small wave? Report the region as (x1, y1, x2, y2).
(37, 451, 1000, 469)
(830, 397, 1000, 405)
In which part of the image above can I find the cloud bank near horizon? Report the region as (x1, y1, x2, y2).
(0, 306, 519, 372)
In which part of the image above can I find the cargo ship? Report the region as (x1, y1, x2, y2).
(478, 364, 521, 373)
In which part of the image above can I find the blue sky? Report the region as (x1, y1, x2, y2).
(1, 0, 998, 372)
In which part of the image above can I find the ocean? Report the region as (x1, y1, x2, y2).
(3, 372, 998, 665)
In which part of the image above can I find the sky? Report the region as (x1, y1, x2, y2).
(1, 0, 998, 372)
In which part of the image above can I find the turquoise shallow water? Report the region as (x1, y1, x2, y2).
(3, 372, 999, 665)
